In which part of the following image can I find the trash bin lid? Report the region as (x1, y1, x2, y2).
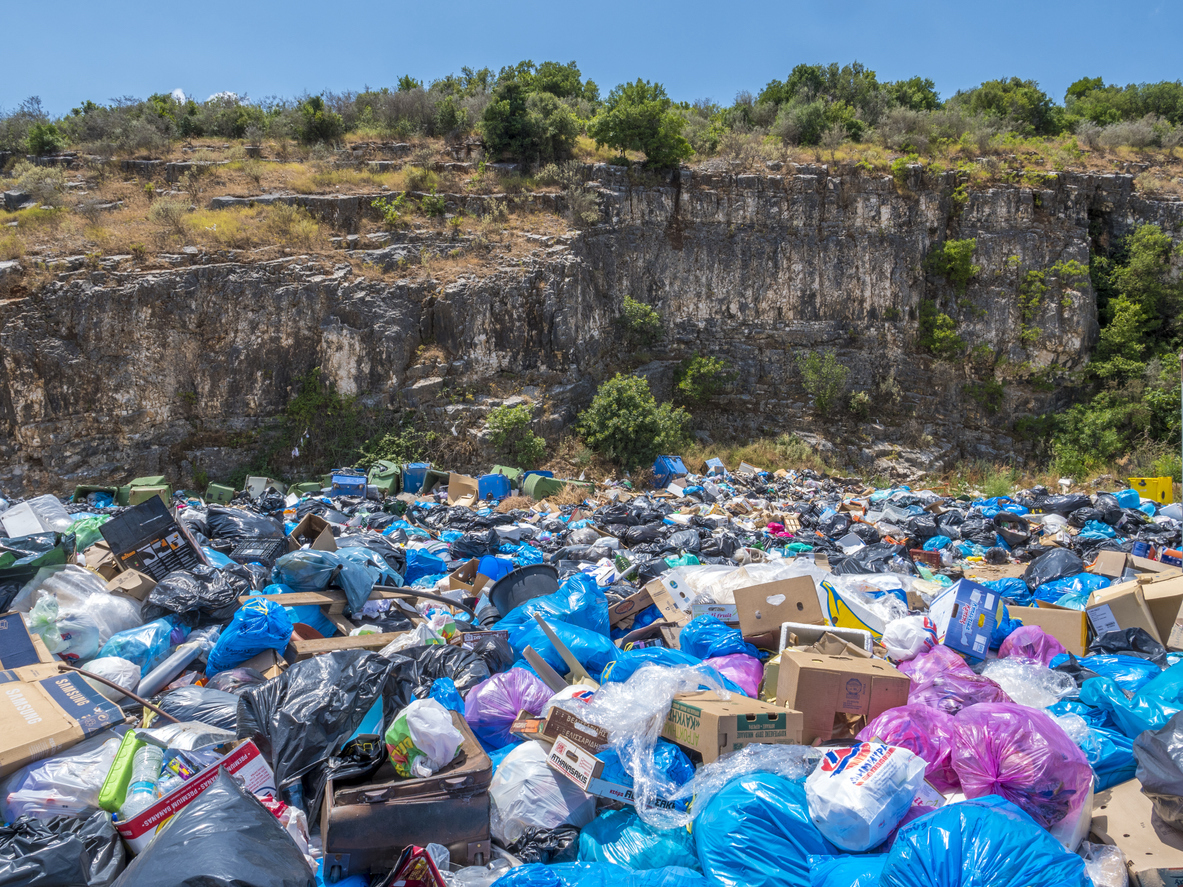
(487, 564, 560, 617)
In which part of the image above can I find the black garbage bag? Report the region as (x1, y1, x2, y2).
(506, 826, 581, 864)
(1068, 507, 1104, 529)
(958, 516, 997, 547)
(1023, 548, 1085, 591)
(904, 514, 939, 541)
(1034, 493, 1093, 516)
(849, 522, 881, 545)
(1093, 493, 1123, 525)
(665, 528, 701, 552)
(227, 561, 270, 591)
(206, 506, 284, 541)
(236, 650, 416, 817)
(1088, 628, 1168, 667)
(699, 532, 739, 559)
(112, 769, 314, 887)
(462, 630, 515, 675)
(1051, 653, 1104, 689)
(206, 667, 267, 695)
(402, 643, 491, 696)
(1135, 712, 1183, 828)
(257, 491, 286, 514)
(336, 534, 407, 576)
(624, 524, 662, 545)
(142, 565, 243, 626)
(818, 513, 853, 537)
(177, 507, 210, 539)
(325, 730, 387, 787)
(830, 542, 909, 575)
(451, 530, 501, 561)
(984, 547, 1009, 565)
(993, 512, 1031, 548)
(0, 809, 124, 887)
(158, 686, 241, 730)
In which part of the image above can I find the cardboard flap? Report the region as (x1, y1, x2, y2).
(734, 576, 824, 639)
(447, 473, 480, 507)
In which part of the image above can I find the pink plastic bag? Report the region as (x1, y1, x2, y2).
(704, 653, 764, 698)
(909, 671, 1011, 715)
(998, 625, 1066, 666)
(897, 644, 973, 684)
(950, 702, 1093, 829)
(463, 667, 553, 748)
(858, 703, 960, 792)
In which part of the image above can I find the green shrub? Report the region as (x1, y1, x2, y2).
(404, 166, 439, 191)
(926, 238, 980, 294)
(588, 79, 693, 169)
(917, 300, 966, 358)
(674, 354, 733, 405)
(578, 374, 690, 468)
(965, 378, 1005, 413)
(481, 80, 578, 164)
(486, 402, 547, 466)
(420, 188, 447, 217)
(797, 350, 850, 415)
(617, 296, 663, 348)
(296, 96, 344, 144)
(11, 161, 67, 207)
(849, 390, 872, 418)
(372, 192, 410, 228)
(26, 122, 65, 155)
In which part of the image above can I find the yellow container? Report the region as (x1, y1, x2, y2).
(1129, 477, 1175, 505)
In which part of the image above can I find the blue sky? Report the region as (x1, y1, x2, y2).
(5, 0, 1181, 115)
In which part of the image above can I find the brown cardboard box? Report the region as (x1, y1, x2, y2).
(0, 670, 123, 777)
(734, 576, 825, 644)
(83, 541, 120, 581)
(608, 587, 653, 627)
(239, 649, 287, 680)
(511, 706, 610, 751)
(1144, 576, 1183, 649)
(448, 559, 487, 597)
(661, 690, 804, 762)
(1091, 778, 1183, 887)
(447, 473, 480, 507)
(1007, 604, 1090, 656)
(0, 612, 53, 670)
(776, 651, 911, 744)
(104, 569, 156, 602)
(1086, 581, 1163, 643)
(286, 513, 337, 553)
(1088, 550, 1131, 579)
(1133, 556, 1183, 577)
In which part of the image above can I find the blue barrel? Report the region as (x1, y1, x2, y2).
(401, 462, 430, 494)
(478, 473, 511, 500)
(653, 455, 687, 488)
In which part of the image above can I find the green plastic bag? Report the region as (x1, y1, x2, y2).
(68, 516, 111, 552)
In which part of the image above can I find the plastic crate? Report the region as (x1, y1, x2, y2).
(229, 537, 288, 567)
(1129, 476, 1174, 505)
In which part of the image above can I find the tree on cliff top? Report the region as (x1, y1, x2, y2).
(588, 80, 693, 169)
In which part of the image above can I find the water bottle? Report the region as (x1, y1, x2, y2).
(119, 744, 164, 820)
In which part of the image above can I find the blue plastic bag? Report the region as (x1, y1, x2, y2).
(403, 547, 450, 584)
(678, 616, 758, 660)
(1035, 573, 1109, 605)
(429, 677, 465, 713)
(695, 774, 834, 887)
(1137, 660, 1183, 704)
(579, 809, 700, 871)
(336, 547, 403, 586)
(206, 597, 293, 675)
(878, 795, 1089, 887)
(273, 550, 375, 613)
(1079, 521, 1118, 540)
(1115, 488, 1141, 508)
(1050, 653, 1161, 693)
(499, 573, 610, 635)
(807, 856, 885, 887)
(98, 617, 178, 675)
(981, 577, 1033, 606)
(599, 648, 745, 695)
(257, 582, 338, 638)
(1080, 676, 1182, 737)
(923, 535, 952, 552)
(989, 606, 1021, 650)
(597, 740, 695, 795)
(506, 621, 620, 681)
(491, 862, 709, 887)
(1086, 725, 1137, 790)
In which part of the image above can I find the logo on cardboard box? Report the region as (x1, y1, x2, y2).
(842, 677, 866, 711)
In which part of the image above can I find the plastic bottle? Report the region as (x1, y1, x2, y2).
(136, 640, 206, 698)
(119, 744, 164, 820)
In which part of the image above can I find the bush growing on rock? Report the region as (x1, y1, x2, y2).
(486, 403, 547, 466)
(578, 374, 690, 468)
(588, 79, 693, 169)
(797, 350, 850, 415)
(675, 354, 733, 406)
(616, 296, 663, 348)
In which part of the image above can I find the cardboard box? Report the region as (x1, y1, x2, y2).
(821, 578, 889, 639)
(115, 739, 276, 853)
(734, 576, 825, 643)
(1091, 778, 1183, 887)
(927, 579, 1003, 659)
(1007, 604, 1090, 656)
(104, 569, 156, 602)
(1089, 550, 1131, 579)
(1145, 577, 1183, 649)
(511, 706, 609, 751)
(690, 602, 739, 625)
(1087, 580, 1162, 643)
(238, 649, 286, 680)
(83, 541, 120, 581)
(661, 691, 803, 763)
(0, 612, 53, 669)
(286, 513, 337, 553)
(546, 735, 680, 811)
(776, 652, 911, 744)
(0, 670, 123, 777)
(608, 587, 653, 627)
(447, 559, 491, 597)
(1133, 556, 1182, 576)
(447, 473, 479, 507)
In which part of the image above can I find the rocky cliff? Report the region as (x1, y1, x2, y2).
(2, 164, 1181, 494)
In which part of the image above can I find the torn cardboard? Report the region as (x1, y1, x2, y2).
(734, 576, 824, 644)
(287, 513, 337, 553)
(1087, 580, 1162, 643)
(447, 473, 480, 507)
(105, 569, 156, 602)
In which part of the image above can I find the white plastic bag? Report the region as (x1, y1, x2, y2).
(81, 656, 142, 701)
(385, 698, 464, 778)
(24, 494, 76, 533)
(24, 566, 142, 661)
(4, 735, 122, 820)
(805, 742, 926, 852)
(1078, 840, 1128, 887)
(489, 741, 596, 843)
(881, 615, 938, 662)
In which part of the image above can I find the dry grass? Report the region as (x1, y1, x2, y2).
(683, 434, 836, 475)
(495, 495, 535, 513)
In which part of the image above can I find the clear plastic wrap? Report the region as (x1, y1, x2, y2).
(21, 566, 142, 661)
(3, 734, 123, 820)
(982, 658, 1077, 709)
(80, 657, 141, 701)
(1077, 840, 1129, 887)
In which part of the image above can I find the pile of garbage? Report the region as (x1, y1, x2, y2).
(0, 459, 1181, 887)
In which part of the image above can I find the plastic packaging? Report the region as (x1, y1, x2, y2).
(80, 657, 141, 702)
(578, 808, 700, 871)
(807, 856, 886, 887)
(464, 667, 554, 749)
(677, 615, 758, 660)
(881, 615, 937, 662)
(998, 624, 1067, 665)
(119, 743, 164, 820)
(206, 596, 293, 675)
(1077, 840, 1129, 887)
(909, 670, 1012, 715)
(950, 703, 1094, 829)
(0, 808, 126, 887)
(24, 566, 142, 661)
(856, 704, 959, 792)
(97, 617, 177, 675)
(878, 795, 1091, 887)
(25, 494, 76, 533)
(3, 735, 123, 821)
(695, 773, 834, 887)
(804, 742, 925, 852)
(497, 572, 610, 635)
(981, 658, 1077, 709)
(489, 741, 598, 844)
(385, 698, 464, 777)
(702, 653, 763, 698)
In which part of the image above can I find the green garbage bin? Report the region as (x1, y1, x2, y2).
(118, 476, 170, 506)
(368, 460, 401, 495)
(205, 483, 236, 504)
(289, 481, 323, 495)
(524, 473, 567, 500)
(492, 465, 522, 489)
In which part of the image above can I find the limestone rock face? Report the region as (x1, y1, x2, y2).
(1, 165, 1181, 494)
